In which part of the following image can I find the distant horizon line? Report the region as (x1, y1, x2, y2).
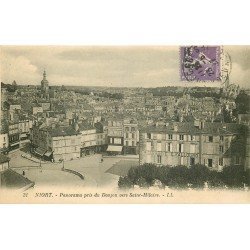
(3, 81, 249, 90)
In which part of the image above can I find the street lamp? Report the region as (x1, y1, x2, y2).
(60, 158, 65, 170)
(39, 156, 42, 172)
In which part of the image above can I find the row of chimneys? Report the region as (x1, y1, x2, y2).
(154, 120, 206, 131)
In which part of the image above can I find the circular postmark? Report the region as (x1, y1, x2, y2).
(180, 46, 231, 83)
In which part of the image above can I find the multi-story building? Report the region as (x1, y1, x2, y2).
(19, 119, 32, 143)
(139, 121, 248, 171)
(31, 123, 81, 162)
(8, 121, 20, 150)
(106, 118, 124, 154)
(106, 117, 140, 155)
(78, 122, 97, 156)
(77, 121, 107, 156)
(0, 119, 9, 154)
(123, 118, 139, 155)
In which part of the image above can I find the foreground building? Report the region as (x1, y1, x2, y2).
(0, 154, 34, 190)
(139, 121, 248, 171)
(77, 121, 107, 156)
(106, 117, 139, 155)
(31, 123, 81, 162)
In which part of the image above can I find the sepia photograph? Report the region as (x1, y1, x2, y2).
(1, 1, 249, 250)
(0, 45, 249, 203)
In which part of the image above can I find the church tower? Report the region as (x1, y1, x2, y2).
(41, 70, 49, 99)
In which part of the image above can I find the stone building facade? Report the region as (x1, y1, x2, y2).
(31, 123, 81, 162)
(139, 121, 248, 171)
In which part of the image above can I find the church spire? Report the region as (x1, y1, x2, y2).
(43, 70, 47, 80)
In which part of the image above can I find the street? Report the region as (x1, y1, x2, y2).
(8, 149, 138, 189)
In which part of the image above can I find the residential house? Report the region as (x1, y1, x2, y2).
(123, 118, 139, 155)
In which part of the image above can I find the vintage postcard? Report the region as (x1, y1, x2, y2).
(0, 45, 249, 203)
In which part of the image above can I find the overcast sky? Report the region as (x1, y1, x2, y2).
(1, 46, 249, 88)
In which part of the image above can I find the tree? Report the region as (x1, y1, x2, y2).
(127, 164, 157, 186)
(222, 107, 233, 123)
(136, 177, 149, 188)
(188, 164, 210, 189)
(234, 91, 250, 115)
(222, 165, 247, 189)
(208, 171, 225, 189)
(166, 165, 189, 189)
(155, 165, 171, 186)
(118, 176, 133, 189)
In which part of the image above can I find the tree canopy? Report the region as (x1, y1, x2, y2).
(118, 163, 248, 190)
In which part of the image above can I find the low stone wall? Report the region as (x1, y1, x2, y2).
(62, 168, 84, 180)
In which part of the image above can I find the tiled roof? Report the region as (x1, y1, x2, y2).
(139, 122, 246, 135)
(0, 169, 34, 189)
(50, 126, 79, 137)
(40, 125, 79, 137)
(78, 122, 95, 131)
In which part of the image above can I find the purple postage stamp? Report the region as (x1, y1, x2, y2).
(180, 46, 221, 82)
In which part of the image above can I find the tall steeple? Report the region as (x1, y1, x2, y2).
(41, 69, 49, 99)
(41, 69, 49, 88)
(43, 70, 47, 80)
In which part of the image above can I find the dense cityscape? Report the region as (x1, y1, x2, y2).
(0, 70, 249, 190)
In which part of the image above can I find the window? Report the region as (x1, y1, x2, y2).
(219, 145, 224, 153)
(190, 135, 195, 141)
(190, 157, 195, 165)
(147, 133, 151, 139)
(125, 133, 129, 138)
(157, 142, 162, 151)
(132, 133, 135, 139)
(235, 156, 240, 165)
(157, 155, 162, 164)
(114, 138, 122, 144)
(179, 143, 184, 153)
(146, 142, 152, 151)
(167, 143, 172, 152)
(132, 141, 135, 147)
(220, 135, 224, 141)
(179, 135, 184, 140)
(125, 141, 129, 146)
(125, 127, 129, 132)
(208, 136, 213, 142)
(109, 138, 113, 144)
(219, 158, 223, 166)
(168, 134, 173, 140)
(131, 127, 135, 132)
(208, 159, 213, 168)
